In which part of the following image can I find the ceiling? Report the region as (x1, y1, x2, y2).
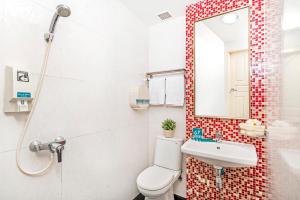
(119, 0, 198, 25)
(120, 0, 300, 29)
(203, 8, 248, 44)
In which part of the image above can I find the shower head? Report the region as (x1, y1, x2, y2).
(56, 5, 71, 17)
(45, 4, 71, 42)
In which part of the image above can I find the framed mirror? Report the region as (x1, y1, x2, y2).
(194, 7, 250, 119)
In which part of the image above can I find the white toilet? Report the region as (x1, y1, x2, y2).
(137, 136, 183, 200)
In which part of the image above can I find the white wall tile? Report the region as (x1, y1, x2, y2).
(149, 16, 186, 71)
(0, 149, 61, 200)
(0, 0, 51, 73)
(62, 125, 148, 200)
(0, 0, 149, 199)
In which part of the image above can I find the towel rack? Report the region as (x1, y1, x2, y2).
(146, 68, 185, 79)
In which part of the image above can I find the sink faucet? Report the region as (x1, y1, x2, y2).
(29, 136, 66, 163)
(215, 131, 222, 143)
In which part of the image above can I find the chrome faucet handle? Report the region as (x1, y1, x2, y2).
(55, 145, 64, 163)
(49, 136, 66, 151)
(29, 136, 66, 163)
(50, 136, 66, 163)
(54, 136, 66, 145)
(29, 140, 42, 152)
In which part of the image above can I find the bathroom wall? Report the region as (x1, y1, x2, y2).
(186, 0, 268, 199)
(0, 0, 149, 199)
(148, 16, 186, 197)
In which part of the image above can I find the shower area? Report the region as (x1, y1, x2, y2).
(16, 4, 71, 176)
(0, 0, 149, 199)
(266, 0, 300, 199)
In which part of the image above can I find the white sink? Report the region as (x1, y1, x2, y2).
(181, 139, 257, 168)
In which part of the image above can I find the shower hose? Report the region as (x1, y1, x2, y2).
(16, 40, 54, 176)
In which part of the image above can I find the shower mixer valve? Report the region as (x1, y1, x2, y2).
(29, 136, 66, 163)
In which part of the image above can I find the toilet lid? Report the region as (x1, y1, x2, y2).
(137, 166, 175, 191)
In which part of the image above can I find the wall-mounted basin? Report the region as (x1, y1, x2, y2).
(181, 139, 257, 168)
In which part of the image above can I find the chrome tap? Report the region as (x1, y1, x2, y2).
(49, 136, 66, 163)
(215, 131, 222, 143)
(29, 136, 66, 163)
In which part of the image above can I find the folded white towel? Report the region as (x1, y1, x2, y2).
(246, 119, 262, 126)
(149, 77, 166, 105)
(165, 74, 185, 106)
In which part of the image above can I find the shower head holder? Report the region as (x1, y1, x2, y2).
(44, 33, 55, 43)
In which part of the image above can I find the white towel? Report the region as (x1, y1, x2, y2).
(165, 75, 185, 106)
(149, 77, 166, 105)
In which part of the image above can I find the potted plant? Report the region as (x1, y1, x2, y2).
(161, 119, 176, 138)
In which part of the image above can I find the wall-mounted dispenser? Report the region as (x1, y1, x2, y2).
(4, 66, 36, 113)
(129, 83, 149, 110)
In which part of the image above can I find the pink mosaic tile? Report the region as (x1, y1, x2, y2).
(185, 0, 268, 199)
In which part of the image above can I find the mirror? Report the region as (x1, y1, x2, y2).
(194, 7, 250, 119)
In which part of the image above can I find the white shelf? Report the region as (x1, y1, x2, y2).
(130, 104, 149, 110)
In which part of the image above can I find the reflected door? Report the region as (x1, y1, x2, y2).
(228, 50, 249, 118)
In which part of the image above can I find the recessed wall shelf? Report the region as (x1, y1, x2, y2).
(129, 83, 149, 110)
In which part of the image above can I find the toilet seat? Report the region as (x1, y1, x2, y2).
(137, 165, 180, 197)
(137, 166, 175, 190)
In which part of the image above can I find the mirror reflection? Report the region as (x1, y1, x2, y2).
(195, 8, 250, 119)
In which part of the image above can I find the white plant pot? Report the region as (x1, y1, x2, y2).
(163, 130, 175, 138)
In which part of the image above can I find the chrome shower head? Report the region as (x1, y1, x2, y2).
(56, 5, 71, 17)
(49, 5, 71, 33)
(45, 4, 71, 42)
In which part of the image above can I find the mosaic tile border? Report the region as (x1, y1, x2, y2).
(185, 0, 268, 199)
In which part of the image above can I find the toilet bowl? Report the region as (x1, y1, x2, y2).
(137, 136, 183, 200)
(137, 166, 180, 200)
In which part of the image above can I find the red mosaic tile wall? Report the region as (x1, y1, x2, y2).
(185, 0, 268, 199)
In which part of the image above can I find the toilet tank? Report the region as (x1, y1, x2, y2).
(154, 136, 183, 171)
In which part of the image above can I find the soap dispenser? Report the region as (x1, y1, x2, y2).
(3, 66, 37, 113)
(129, 82, 149, 110)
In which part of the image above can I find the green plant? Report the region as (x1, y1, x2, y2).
(161, 119, 176, 131)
